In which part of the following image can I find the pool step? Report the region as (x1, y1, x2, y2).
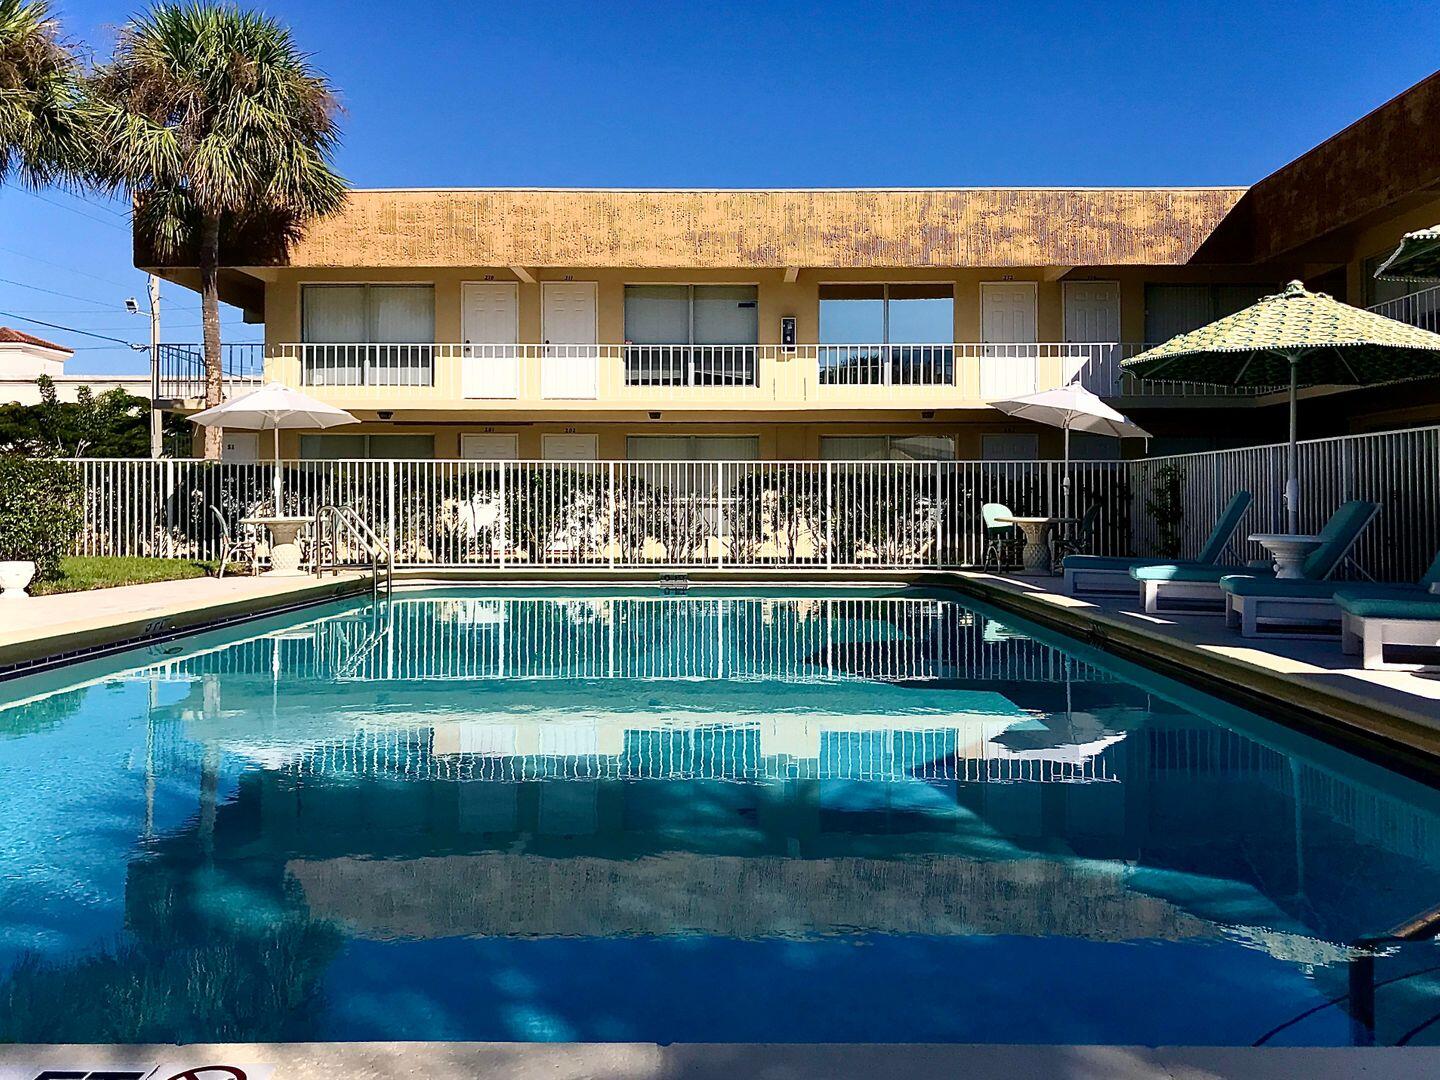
(659, 574, 691, 595)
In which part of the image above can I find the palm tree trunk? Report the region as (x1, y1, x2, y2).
(198, 212, 224, 460)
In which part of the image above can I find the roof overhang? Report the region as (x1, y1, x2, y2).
(1195, 71, 1440, 266)
(139, 187, 1248, 275)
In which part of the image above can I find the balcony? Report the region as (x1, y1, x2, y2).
(260, 341, 1255, 411)
(154, 343, 264, 402)
(1369, 283, 1440, 332)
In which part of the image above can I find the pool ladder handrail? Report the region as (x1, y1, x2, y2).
(314, 504, 394, 597)
(1253, 900, 1440, 1047)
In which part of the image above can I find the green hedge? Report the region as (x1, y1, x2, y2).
(0, 457, 84, 581)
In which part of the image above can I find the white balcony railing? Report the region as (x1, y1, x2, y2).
(154, 343, 264, 401)
(1368, 284, 1440, 332)
(265, 341, 1255, 401)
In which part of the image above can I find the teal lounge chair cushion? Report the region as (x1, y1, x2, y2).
(1068, 491, 1254, 578)
(1063, 555, 1173, 573)
(1298, 500, 1379, 579)
(1335, 593, 1440, 620)
(1195, 491, 1254, 565)
(1221, 577, 1426, 600)
(1135, 500, 1377, 588)
(1132, 563, 1273, 584)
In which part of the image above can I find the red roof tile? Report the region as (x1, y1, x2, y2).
(0, 326, 72, 353)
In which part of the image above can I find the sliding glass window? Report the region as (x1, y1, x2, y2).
(818, 283, 954, 385)
(623, 285, 759, 386)
(301, 284, 435, 387)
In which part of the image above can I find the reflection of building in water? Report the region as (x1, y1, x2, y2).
(135, 595, 1116, 688)
(281, 718, 1126, 784)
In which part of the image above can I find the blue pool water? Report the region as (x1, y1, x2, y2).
(2, 585, 1440, 1046)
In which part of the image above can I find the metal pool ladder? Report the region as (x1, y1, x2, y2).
(314, 504, 395, 598)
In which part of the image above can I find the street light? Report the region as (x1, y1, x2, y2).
(126, 275, 162, 459)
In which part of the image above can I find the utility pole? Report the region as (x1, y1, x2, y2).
(147, 274, 162, 459)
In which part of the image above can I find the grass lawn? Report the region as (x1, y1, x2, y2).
(31, 556, 217, 596)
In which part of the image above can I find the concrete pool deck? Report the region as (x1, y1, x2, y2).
(0, 572, 373, 678)
(947, 571, 1440, 769)
(3, 1042, 1439, 1078)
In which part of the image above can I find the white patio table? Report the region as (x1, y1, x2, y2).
(999, 515, 1074, 575)
(241, 515, 314, 577)
(1249, 532, 1323, 580)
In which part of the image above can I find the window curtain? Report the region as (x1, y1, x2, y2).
(626, 435, 759, 461)
(624, 286, 689, 344)
(821, 435, 955, 461)
(368, 286, 435, 343)
(692, 286, 758, 345)
(302, 286, 366, 343)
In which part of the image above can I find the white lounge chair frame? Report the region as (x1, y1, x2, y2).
(1341, 609, 1440, 671)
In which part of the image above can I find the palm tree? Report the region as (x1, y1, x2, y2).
(0, 0, 83, 186)
(89, 3, 346, 458)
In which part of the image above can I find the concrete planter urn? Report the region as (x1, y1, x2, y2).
(0, 560, 36, 599)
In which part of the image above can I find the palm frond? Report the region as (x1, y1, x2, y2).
(89, 1, 348, 248)
(0, 0, 86, 186)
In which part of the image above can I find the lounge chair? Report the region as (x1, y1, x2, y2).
(1338, 591, 1440, 670)
(1223, 548, 1440, 638)
(1062, 491, 1252, 598)
(1130, 500, 1378, 615)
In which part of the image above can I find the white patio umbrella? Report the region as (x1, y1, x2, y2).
(991, 382, 1151, 518)
(189, 382, 358, 508)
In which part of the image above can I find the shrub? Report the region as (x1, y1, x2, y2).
(0, 456, 84, 581)
(1145, 464, 1186, 558)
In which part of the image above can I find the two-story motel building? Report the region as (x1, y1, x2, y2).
(145, 71, 1440, 465)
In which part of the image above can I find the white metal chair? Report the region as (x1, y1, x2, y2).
(211, 506, 259, 578)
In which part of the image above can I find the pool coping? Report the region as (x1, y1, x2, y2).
(0, 573, 374, 682)
(2, 1041, 1437, 1078)
(938, 570, 1440, 777)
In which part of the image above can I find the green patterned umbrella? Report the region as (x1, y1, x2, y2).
(1122, 280, 1440, 531)
(1375, 226, 1440, 282)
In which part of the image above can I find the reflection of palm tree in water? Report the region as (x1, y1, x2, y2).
(0, 773, 341, 1044)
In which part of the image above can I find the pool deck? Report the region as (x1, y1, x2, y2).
(2, 1042, 1437, 1079)
(946, 570, 1440, 768)
(0, 572, 373, 678)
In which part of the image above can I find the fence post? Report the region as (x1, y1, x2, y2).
(608, 461, 616, 569)
(499, 461, 507, 570)
(716, 462, 725, 570)
(934, 461, 943, 567)
(386, 460, 397, 565)
(825, 461, 834, 571)
(164, 458, 176, 559)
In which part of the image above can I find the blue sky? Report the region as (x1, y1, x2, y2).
(2, 0, 1438, 373)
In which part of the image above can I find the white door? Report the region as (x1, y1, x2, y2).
(1062, 281, 1120, 389)
(461, 283, 519, 398)
(222, 431, 259, 462)
(542, 433, 599, 460)
(982, 433, 1040, 461)
(541, 282, 598, 399)
(460, 433, 520, 460)
(980, 282, 1038, 399)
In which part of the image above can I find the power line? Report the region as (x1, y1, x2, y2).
(0, 308, 137, 346)
(0, 245, 140, 291)
(0, 275, 117, 309)
(1, 184, 130, 231)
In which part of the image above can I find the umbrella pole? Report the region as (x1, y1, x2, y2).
(1285, 353, 1299, 534)
(1063, 423, 1071, 520)
(273, 424, 283, 513)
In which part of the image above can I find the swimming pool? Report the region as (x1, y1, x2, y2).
(2, 585, 1439, 1046)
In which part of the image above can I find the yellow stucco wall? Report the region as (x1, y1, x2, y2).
(254, 187, 1246, 270)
